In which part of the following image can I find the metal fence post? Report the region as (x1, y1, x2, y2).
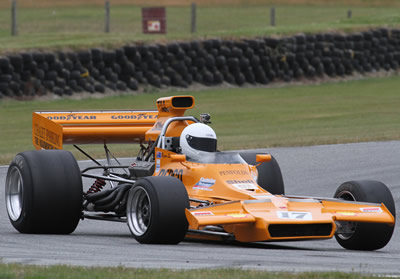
(191, 3, 197, 33)
(11, 0, 17, 36)
(270, 7, 275, 26)
(105, 0, 110, 33)
(347, 9, 352, 19)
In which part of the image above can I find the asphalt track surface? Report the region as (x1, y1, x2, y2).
(1, 141, 400, 275)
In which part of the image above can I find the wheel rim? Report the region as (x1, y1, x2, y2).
(5, 166, 24, 221)
(127, 186, 151, 237)
(335, 190, 357, 240)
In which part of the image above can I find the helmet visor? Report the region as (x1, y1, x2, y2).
(186, 135, 217, 152)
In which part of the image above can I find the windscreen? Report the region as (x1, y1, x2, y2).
(186, 151, 247, 164)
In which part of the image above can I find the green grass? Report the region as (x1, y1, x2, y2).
(0, 263, 387, 279)
(1, 75, 400, 165)
(0, 4, 400, 52)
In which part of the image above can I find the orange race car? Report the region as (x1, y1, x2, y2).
(5, 95, 396, 250)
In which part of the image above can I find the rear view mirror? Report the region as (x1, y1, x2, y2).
(256, 154, 271, 163)
(171, 154, 186, 162)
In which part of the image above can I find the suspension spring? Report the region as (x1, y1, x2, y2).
(87, 179, 106, 194)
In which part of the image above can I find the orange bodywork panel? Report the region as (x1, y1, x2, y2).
(321, 200, 395, 223)
(32, 95, 194, 149)
(185, 197, 394, 242)
(155, 147, 395, 243)
(32, 111, 158, 149)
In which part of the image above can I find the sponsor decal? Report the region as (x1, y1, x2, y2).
(193, 211, 214, 216)
(155, 160, 160, 173)
(157, 100, 170, 112)
(46, 113, 157, 121)
(193, 177, 216, 191)
(33, 124, 61, 149)
(233, 183, 258, 191)
(225, 213, 250, 219)
(219, 170, 249, 176)
(47, 114, 97, 121)
(226, 179, 255, 184)
(277, 211, 313, 220)
(155, 152, 162, 173)
(34, 137, 57, 149)
(34, 124, 46, 138)
(360, 207, 382, 213)
(110, 113, 156, 120)
(226, 179, 258, 190)
(34, 124, 60, 146)
(335, 211, 357, 216)
(157, 168, 183, 181)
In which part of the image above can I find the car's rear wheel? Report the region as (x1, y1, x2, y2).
(5, 150, 83, 234)
(239, 152, 284, 194)
(334, 180, 395, 250)
(126, 176, 189, 244)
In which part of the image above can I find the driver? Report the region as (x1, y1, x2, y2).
(179, 123, 217, 161)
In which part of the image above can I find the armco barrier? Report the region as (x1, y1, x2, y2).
(0, 28, 400, 98)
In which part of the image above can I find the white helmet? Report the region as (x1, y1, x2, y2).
(180, 123, 217, 160)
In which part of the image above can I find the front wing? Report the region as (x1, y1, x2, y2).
(185, 197, 395, 242)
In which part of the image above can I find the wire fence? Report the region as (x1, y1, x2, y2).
(2, 1, 395, 38)
(1, 1, 400, 55)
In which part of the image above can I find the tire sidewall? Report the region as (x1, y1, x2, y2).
(6, 154, 35, 233)
(127, 176, 189, 244)
(6, 150, 83, 234)
(334, 180, 395, 250)
(128, 180, 161, 243)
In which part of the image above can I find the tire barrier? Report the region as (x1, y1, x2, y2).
(1, 27, 400, 99)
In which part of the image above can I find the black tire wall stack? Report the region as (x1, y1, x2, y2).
(1, 28, 400, 99)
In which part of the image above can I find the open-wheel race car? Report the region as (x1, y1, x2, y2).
(5, 95, 396, 250)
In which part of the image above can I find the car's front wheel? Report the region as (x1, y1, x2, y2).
(334, 180, 395, 250)
(126, 176, 189, 244)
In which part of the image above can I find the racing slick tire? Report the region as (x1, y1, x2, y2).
(126, 176, 189, 244)
(334, 180, 396, 251)
(5, 150, 83, 234)
(239, 152, 285, 195)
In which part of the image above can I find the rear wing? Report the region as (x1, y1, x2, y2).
(32, 95, 195, 150)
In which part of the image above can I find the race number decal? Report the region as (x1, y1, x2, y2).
(277, 211, 312, 220)
(157, 168, 183, 181)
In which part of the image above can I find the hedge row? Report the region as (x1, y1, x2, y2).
(1, 28, 400, 98)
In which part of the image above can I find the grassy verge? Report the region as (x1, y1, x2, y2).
(1, 74, 400, 165)
(0, 263, 386, 279)
(0, 3, 400, 52)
